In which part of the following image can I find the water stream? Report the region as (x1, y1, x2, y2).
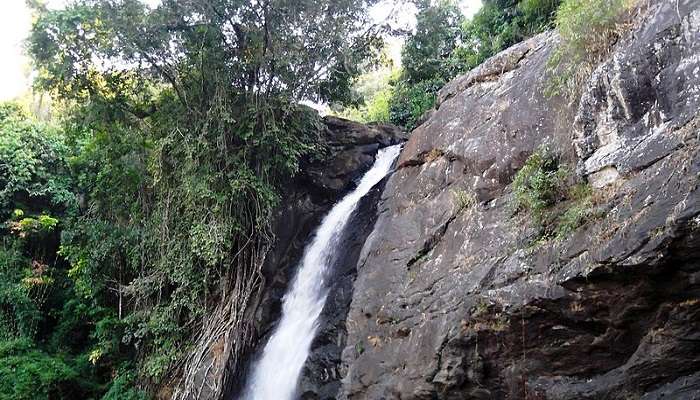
(242, 144, 402, 400)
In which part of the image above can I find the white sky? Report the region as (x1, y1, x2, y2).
(0, 0, 481, 101)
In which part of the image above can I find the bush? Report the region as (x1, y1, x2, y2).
(512, 149, 603, 241)
(0, 339, 83, 400)
(389, 78, 445, 131)
(546, 0, 635, 98)
(512, 147, 568, 222)
(0, 102, 75, 219)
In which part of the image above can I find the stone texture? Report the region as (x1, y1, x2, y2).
(336, 1, 700, 399)
(303, 117, 406, 194)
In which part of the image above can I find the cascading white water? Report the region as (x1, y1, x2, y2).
(242, 144, 402, 400)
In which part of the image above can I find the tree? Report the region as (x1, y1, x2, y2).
(456, 0, 561, 70)
(401, 0, 465, 83)
(26, 0, 381, 393)
(387, 0, 561, 131)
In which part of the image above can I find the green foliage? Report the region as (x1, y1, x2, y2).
(389, 78, 444, 130)
(0, 102, 75, 219)
(363, 88, 394, 123)
(512, 150, 602, 241)
(383, 0, 560, 131)
(101, 371, 148, 400)
(0, 241, 42, 340)
(402, 0, 465, 83)
(28, 0, 380, 106)
(0, 339, 79, 400)
(0, 335, 111, 400)
(512, 147, 568, 223)
(0, 106, 124, 398)
(24, 0, 381, 392)
(331, 64, 399, 123)
(546, 0, 634, 98)
(455, 0, 561, 73)
(6, 0, 597, 395)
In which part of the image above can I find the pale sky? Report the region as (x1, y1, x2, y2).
(0, 0, 481, 101)
(1, 0, 33, 101)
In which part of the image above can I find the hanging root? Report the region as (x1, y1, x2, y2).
(171, 225, 272, 400)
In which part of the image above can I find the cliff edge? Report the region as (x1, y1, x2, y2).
(339, 1, 700, 399)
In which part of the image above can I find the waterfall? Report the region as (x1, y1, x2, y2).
(242, 144, 402, 400)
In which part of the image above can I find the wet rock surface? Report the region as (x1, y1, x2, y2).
(243, 119, 404, 400)
(336, 1, 700, 399)
(303, 117, 406, 194)
(298, 182, 389, 400)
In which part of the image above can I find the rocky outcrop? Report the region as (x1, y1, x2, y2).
(337, 1, 700, 399)
(175, 117, 405, 400)
(304, 117, 407, 194)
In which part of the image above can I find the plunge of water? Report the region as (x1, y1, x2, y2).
(241, 144, 402, 400)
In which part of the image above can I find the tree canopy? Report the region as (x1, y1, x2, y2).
(0, 0, 382, 397)
(345, 0, 562, 131)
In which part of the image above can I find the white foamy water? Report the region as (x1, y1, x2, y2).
(242, 144, 402, 400)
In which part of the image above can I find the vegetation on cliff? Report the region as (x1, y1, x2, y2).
(2, 0, 380, 397)
(340, 0, 634, 130)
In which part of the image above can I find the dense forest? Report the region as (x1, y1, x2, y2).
(0, 0, 636, 398)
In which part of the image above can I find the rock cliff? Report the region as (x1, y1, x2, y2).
(336, 1, 700, 399)
(174, 117, 406, 400)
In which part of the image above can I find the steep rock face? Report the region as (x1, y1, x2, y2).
(297, 182, 389, 400)
(339, 2, 700, 399)
(247, 119, 405, 400)
(175, 117, 405, 400)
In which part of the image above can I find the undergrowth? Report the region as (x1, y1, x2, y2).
(512, 147, 569, 224)
(512, 147, 601, 242)
(546, 0, 637, 99)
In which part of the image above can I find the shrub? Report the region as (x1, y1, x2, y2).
(512, 150, 603, 241)
(452, 188, 476, 212)
(0, 339, 80, 400)
(389, 78, 445, 131)
(512, 147, 568, 222)
(546, 0, 635, 98)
